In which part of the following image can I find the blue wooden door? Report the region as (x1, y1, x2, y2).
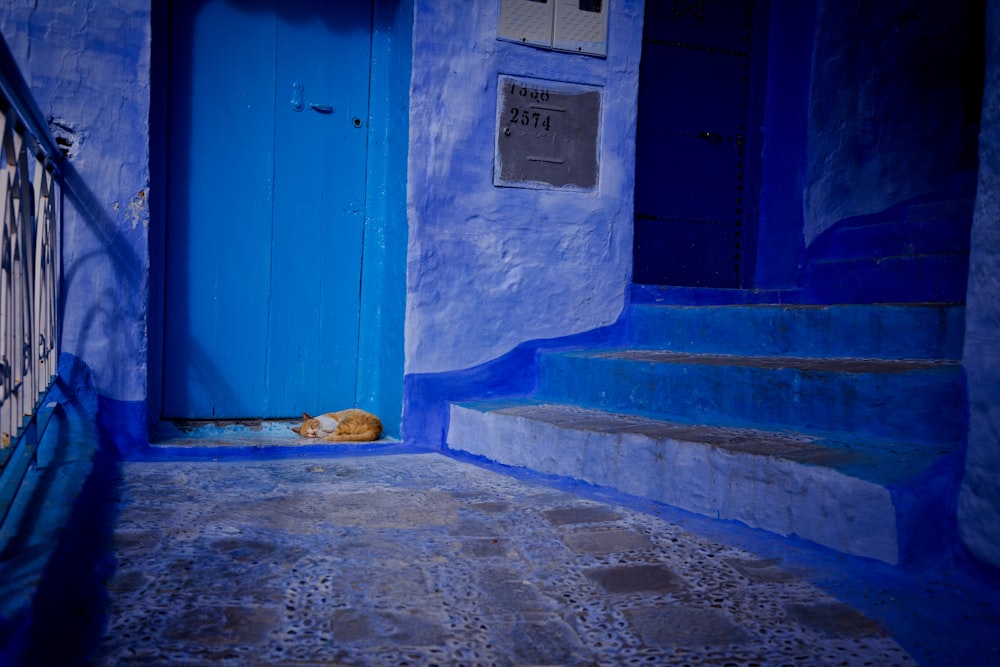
(633, 0, 759, 287)
(162, 0, 373, 419)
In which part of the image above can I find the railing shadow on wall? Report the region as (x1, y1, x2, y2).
(0, 34, 63, 522)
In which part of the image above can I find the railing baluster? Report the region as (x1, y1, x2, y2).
(0, 108, 11, 450)
(33, 157, 57, 396)
(16, 133, 34, 429)
(0, 37, 63, 478)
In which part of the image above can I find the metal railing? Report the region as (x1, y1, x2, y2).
(0, 34, 62, 489)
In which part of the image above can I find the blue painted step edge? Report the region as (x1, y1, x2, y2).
(629, 303, 965, 360)
(536, 350, 965, 445)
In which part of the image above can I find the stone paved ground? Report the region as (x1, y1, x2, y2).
(87, 452, 930, 666)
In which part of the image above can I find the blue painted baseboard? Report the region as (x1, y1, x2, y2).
(97, 395, 149, 460)
(402, 320, 629, 449)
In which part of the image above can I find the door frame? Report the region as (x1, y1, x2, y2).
(147, 0, 411, 438)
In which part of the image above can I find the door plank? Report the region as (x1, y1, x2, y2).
(267, 3, 372, 415)
(163, 1, 278, 418)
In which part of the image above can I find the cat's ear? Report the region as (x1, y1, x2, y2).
(291, 426, 301, 434)
(301, 412, 313, 420)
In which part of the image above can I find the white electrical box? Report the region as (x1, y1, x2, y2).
(498, 0, 554, 49)
(498, 0, 608, 57)
(553, 0, 607, 56)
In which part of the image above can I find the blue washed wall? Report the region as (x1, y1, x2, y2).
(752, 0, 981, 303)
(803, 0, 979, 245)
(798, 0, 983, 303)
(402, 0, 643, 444)
(960, 0, 1000, 571)
(404, 0, 642, 378)
(0, 3, 152, 452)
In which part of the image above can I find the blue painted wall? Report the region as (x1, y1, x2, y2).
(403, 0, 643, 378)
(960, 0, 1000, 571)
(753, 0, 981, 300)
(803, 1, 980, 244)
(402, 0, 643, 444)
(795, 0, 981, 304)
(0, 2, 153, 453)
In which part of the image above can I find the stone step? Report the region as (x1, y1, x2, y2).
(447, 400, 958, 564)
(629, 303, 964, 359)
(535, 349, 964, 444)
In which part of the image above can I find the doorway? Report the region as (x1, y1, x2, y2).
(160, 0, 374, 419)
(632, 0, 764, 288)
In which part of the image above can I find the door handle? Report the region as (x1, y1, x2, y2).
(291, 83, 335, 114)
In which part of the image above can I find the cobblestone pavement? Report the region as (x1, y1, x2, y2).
(88, 452, 938, 666)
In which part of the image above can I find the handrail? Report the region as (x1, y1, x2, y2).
(0, 32, 62, 501)
(0, 37, 64, 168)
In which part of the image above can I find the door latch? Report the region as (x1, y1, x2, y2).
(290, 83, 334, 114)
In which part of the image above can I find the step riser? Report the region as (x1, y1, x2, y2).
(448, 404, 901, 564)
(630, 304, 964, 359)
(537, 354, 963, 443)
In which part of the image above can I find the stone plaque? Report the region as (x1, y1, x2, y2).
(494, 75, 602, 190)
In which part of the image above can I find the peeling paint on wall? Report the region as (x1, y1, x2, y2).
(114, 190, 148, 230)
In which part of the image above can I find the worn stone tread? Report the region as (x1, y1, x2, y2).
(468, 400, 950, 482)
(580, 349, 961, 373)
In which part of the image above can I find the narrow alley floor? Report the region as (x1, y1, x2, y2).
(88, 449, 999, 667)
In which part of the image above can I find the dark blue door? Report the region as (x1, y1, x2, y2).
(163, 0, 373, 418)
(633, 0, 758, 287)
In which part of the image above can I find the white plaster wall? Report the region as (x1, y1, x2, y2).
(959, 0, 1000, 571)
(1, 3, 151, 403)
(405, 0, 643, 375)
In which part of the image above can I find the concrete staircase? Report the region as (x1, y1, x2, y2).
(445, 303, 965, 565)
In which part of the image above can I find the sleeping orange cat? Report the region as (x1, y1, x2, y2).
(291, 409, 383, 442)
